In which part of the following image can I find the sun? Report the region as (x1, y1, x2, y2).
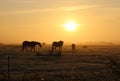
(64, 21, 79, 31)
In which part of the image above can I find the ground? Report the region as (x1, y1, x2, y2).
(0, 44, 120, 81)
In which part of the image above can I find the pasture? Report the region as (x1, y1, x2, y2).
(0, 44, 120, 81)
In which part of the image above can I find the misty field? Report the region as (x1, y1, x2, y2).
(0, 44, 120, 81)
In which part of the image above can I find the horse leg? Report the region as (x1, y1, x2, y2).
(33, 47, 35, 52)
(55, 47, 57, 52)
(60, 47, 61, 51)
(59, 47, 62, 51)
(51, 46, 54, 52)
(30, 47, 33, 52)
(22, 46, 24, 52)
(25, 46, 28, 52)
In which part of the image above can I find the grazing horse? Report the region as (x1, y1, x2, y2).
(22, 41, 42, 52)
(72, 43, 76, 50)
(51, 40, 64, 52)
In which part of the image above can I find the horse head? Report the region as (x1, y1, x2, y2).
(38, 42, 42, 47)
(59, 40, 64, 46)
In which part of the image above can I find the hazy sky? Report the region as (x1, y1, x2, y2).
(0, 0, 120, 44)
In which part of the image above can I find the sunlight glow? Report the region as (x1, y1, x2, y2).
(64, 21, 79, 31)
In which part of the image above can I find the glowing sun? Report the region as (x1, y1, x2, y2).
(64, 21, 79, 31)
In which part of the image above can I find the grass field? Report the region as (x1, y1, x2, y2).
(0, 44, 120, 81)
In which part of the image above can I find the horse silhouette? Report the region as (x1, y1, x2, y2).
(51, 40, 64, 52)
(72, 43, 76, 50)
(22, 41, 42, 52)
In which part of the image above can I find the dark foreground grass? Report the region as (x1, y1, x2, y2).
(0, 72, 116, 81)
(0, 45, 120, 81)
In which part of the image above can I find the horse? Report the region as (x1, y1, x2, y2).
(22, 41, 42, 52)
(51, 40, 64, 52)
(72, 43, 76, 50)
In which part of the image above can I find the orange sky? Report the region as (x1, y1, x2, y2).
(0, 0, 120, 44)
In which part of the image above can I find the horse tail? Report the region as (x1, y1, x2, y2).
(72, 44, 76, 50)
(22, 43, 24, 52)
(22, 41, 26, 52)
(51, 42, 55, 51)
(51, 45, 54, 51)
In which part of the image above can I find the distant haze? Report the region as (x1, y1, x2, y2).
(0, 0, 120, 44)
